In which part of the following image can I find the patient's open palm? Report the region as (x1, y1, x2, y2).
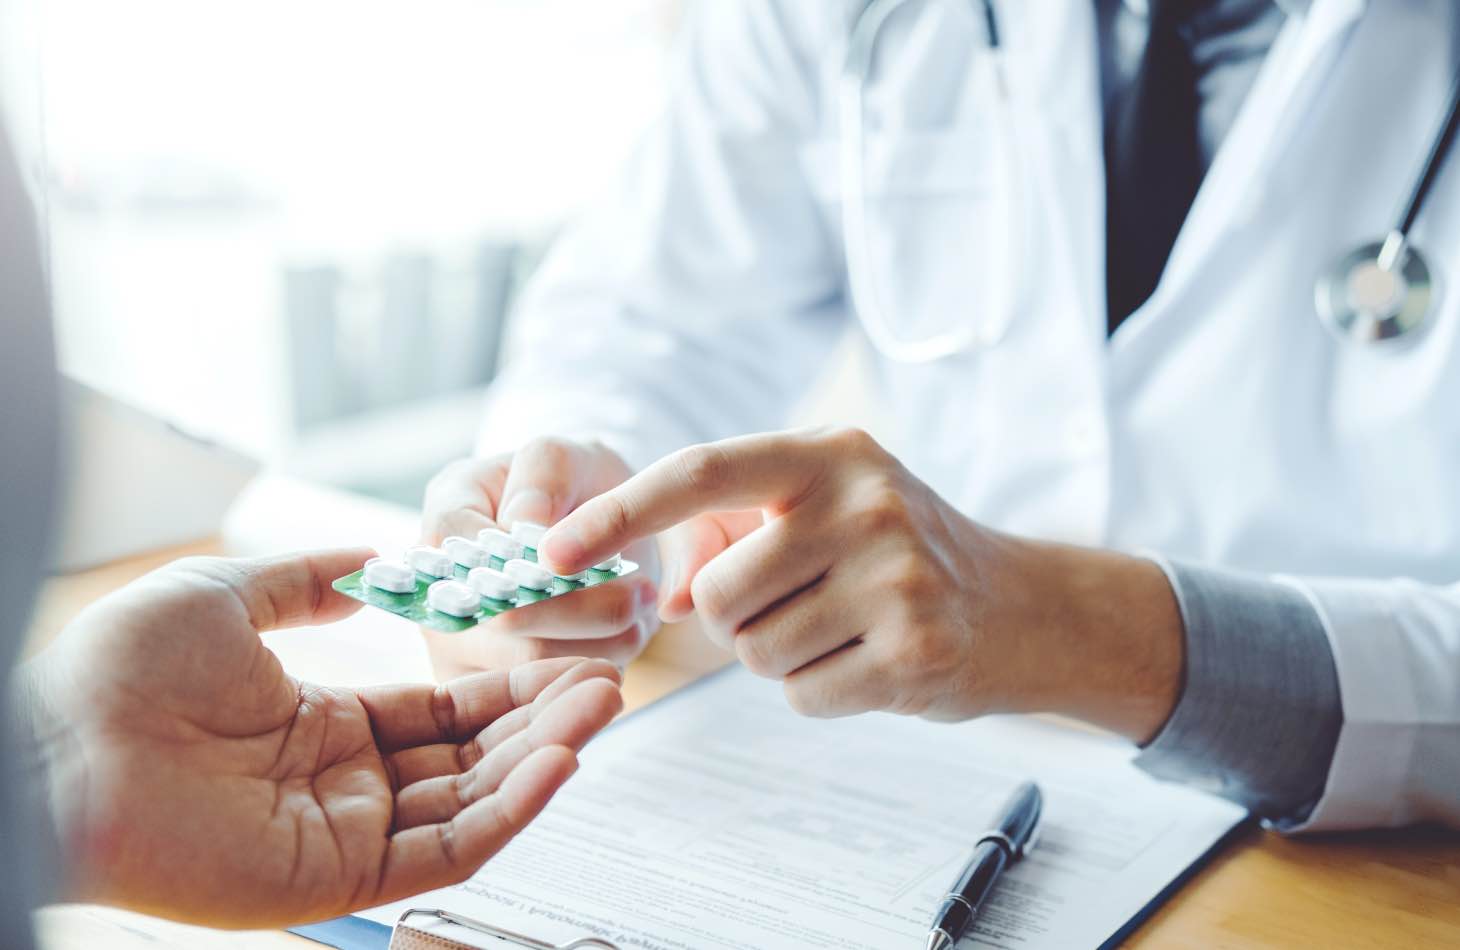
(29, 550, 621, 928)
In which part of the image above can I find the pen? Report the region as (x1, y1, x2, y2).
(925, 781, 1043, 950)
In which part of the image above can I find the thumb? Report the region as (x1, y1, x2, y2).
(213, 547, 375, 632)
(658, 511, 764, 622)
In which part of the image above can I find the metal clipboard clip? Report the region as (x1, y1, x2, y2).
(391, 908, 622, 950)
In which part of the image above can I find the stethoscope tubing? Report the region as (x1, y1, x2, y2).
(1395, 69, 1460, 239)
(840, 0, 1013, 364)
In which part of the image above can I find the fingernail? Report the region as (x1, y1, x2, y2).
(499, 488, 552, 527)
(540, 527, 585, 572)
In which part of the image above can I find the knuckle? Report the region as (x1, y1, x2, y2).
(452, 769, 475, 808)
(882, 626, 949, 693)
(165, 554, 225, 578)
(600, 584, 639, 631)
(883, 553, 937, 600)
(697, 614, 736, 653)
(437, 818, 464, 870)
(734, 633, 779, 679)
(783, 675, 861, 719)
(891, 628, 936, 673)
(591, 492, 635, 544)
(581, 438, 625, 469)
(860, 486, 916, 535)
(147, 558, 240, 615)
(688, 569, 733, 626)
(456, 736, 483, 772)
(782, 679, 825, 717)
(178, 558, 277, 622)
(887, 690, 931, 717)
(429, 683, 458, 740)
(822, 425, 883, 459)
(675, 443, 736, 494)
(519, 435, 574, 466)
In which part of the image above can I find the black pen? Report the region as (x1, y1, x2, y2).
(925, 781, 1043, 950)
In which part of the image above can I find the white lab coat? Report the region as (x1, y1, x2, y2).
(479, 0, 1460, 831)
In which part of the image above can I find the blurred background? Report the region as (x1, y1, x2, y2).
(2, 0, 684, 507)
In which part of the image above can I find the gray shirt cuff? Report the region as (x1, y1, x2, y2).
(1133, 560, 1342, 824)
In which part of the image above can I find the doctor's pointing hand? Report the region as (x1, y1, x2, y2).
(538, 427, 1183, 742)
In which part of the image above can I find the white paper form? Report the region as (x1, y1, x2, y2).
(363, 668, 1247, 950)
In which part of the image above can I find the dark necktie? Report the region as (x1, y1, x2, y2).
(1104, 0, 1205, 333)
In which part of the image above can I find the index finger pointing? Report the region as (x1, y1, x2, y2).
(539, 432, 822, 574)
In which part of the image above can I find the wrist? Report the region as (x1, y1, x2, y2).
(998, 536, 1184, 743)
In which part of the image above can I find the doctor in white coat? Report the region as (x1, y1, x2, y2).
(422, 0, 1460, 832)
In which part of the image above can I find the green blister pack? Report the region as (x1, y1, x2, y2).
(332, 529, 637, 633)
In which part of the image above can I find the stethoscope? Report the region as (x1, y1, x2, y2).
(840, 0, 1018, 363)
(1315, 72, 1460, 344)
(842, 0, 1460, 362)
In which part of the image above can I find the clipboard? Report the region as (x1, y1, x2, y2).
(292, 905, 625, 950)
(388, 908, 620, 949)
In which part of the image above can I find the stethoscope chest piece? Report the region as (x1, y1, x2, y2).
(1315, 236, 1436, 344)
(1314, 67, 1460, 346)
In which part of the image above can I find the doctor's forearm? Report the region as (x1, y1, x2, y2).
(998, 539, 1185, 743)
(1012, 542, 1342, 824)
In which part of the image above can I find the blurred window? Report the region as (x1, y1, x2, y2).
(13, 0, 677, 503)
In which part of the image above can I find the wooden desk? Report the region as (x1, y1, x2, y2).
(29, 545, 1460, 949)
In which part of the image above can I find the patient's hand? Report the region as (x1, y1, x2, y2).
(19, 550, 622, 928)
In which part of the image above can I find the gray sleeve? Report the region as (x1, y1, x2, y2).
(1133, 560, 1343, 825)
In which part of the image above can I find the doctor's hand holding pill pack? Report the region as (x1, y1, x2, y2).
(412, 0, 1460, 834)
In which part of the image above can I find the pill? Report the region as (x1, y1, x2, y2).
(510, 521, 547, 550)
(363, 557, 417, 594)
(443, 536, 493, 569)
(468, 566, 518, 602)
(592, 553, 623, 572)
(555, 569, 588, 583)
(503, 557, 553, 591)
(478, 527, 526, 561)
(406, 545, 454, 579)
(427, 579, 481, 617)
